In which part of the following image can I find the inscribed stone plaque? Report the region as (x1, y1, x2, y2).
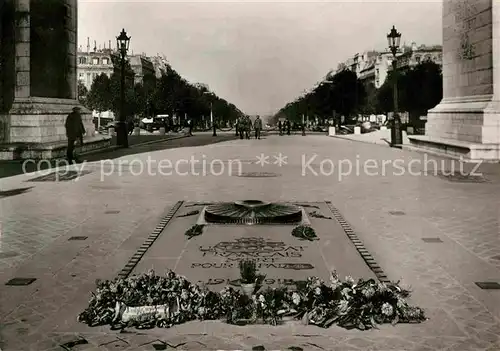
(175, 226, 329, 289)
(131, 202, 377, 289)
(443, 0, 493, 98)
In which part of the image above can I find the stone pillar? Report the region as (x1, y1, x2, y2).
(14, 0, 30, 99)
(0, 0, 109, 160)
(67, 0, 77, 100)
(409, 0, 500, 161)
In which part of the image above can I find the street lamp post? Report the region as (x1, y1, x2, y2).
(210, 101, 217, 136)
(203, 92, 217, 136)
(387, 25, 403, 148)
(116, 28, 131, 147)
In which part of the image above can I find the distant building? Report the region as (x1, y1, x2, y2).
(388, 43, 443, 73)
(150, 55, 171, 78)
(335, 42, 442, 89)
(358, 52, 394, 89)
(77, 39, 156, 91)
(77, 40, 115, 91)
(129, 54, 155, 87)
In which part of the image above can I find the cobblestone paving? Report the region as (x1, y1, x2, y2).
(0, 136, 499, 350)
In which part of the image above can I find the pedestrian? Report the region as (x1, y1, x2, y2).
(286, 119, 291, 135)
(278, 121, 283, 135)
(187, 118, 193, 136)
(237, 118, 244, 139)
(254, 115, 262, 139)
(128, 118, 134, 136)
(235, 117, 239, 137)
(65, 106, 85, 163)
(245, 116, 252, 139)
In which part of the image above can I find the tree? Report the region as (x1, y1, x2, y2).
(404, 61, 442, 121)
(78, 81, 88, 105)
(109, 57, 136, 118)
(274, 68, 366, 125)
(147, 63, 243, 125)
(131, 83, 147, 117)
(330, 69, 366, 121)
(86, 73, 112, 112)
(359, 82, 378, 115)
(376, 61, 442, 124)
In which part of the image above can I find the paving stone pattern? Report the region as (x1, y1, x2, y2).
(0, 136, 499, 350)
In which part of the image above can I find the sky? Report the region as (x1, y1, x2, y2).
(78, 0, 442, 115)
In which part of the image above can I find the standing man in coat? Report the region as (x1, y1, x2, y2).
(254, 115, 262, 140)
(65, 106, 86, 163)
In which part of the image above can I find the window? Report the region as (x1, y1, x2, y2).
(79, 57, 86, 64)
(79, 73, 84, 79)
(87, 73, 91, 84)
(92, 57, 99, 65)
(92, 73, 97, 81)
(102, 58, 109, 65)
(415, 56, 421, 63)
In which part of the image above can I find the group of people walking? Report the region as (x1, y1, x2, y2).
(236, 115, 263, 140)
(278, 120, 292, 135)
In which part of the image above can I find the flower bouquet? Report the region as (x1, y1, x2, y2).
(239, 260, 258, 296)
(292, 225, 318, 241)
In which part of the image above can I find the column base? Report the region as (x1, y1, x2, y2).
(408, 95, 500, 161)
(1, 97, 95, 144)
(407, 135, 500, 162)
(0, 134, 112, 160)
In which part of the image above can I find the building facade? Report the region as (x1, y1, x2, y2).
(129, 54, 155, 87)
(150, 55, 170, 78)
(77, 47, 114, 91)
(77, 42, 156, 91)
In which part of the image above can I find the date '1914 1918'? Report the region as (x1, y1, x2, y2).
(198, 278, 308, 286)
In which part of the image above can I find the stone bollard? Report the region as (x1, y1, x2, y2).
(134, 127, 141, 136)
(159, 127, 166, 135)
(328, 126, 336, 136)
(354, 126, 361, 135)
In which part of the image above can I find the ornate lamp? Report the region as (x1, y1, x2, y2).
(386, 25, 403, 148)
(116, 28, 130, 55)
(115, 28, 131, 148)
(387, 25, 401, 56)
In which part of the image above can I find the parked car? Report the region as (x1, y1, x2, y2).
(97, 121, 119, 134)
(140, 115, 172, 132)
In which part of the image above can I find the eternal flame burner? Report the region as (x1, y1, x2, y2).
(203, 200, 303, 225)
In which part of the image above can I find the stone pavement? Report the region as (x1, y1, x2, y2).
(0, 135, 499, 350)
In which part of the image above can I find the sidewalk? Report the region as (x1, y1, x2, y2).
(331, 128, 411, 146)
(0, 134, 236, 179)
(1, 135, 499, 350)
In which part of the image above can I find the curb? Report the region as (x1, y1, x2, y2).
(117, 201, 184, 279)
(325, 201, 391, 284)
(329, 134, 408, 149)
(80, 134, 190, 157)
(128, 134, 190, 148)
